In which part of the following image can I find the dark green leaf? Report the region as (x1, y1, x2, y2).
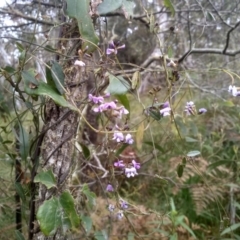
(97, 0, 122, 14)
(59, 191, 80, 229)
(80, 143, 91, 159)
(177, 164, 184, 178)
(37, 197, 61, 236)
(15, 230, 26, 240)
(15, 182, 26, 203)
(3, 66, 15, 73)
(34, 169, 56, 189)
(106, 74, 131, 95)
(148, 107, 162, 121)
(22, 71, 77, 111)
(19, 124, 29, 161)
(66, 0, 99, 53)
(16, 42, 24, 52)
(51, 61, 65, 95)
(22, 69, 39, 87)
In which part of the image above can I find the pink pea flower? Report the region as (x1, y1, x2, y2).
(198, 108, 207, 114)
(114, 160, 125, 168)
(132, 160, 140, 169)
(125, 167, 138, 178)
(106, 41, 125, 55)
(88, 94, 104, 104)
(160, 101, 171, 116)
(113, 132, 124, 142)
(125, 133, 134, 144)
(106, 184, 114, 192)
(184, 101, 196, 115)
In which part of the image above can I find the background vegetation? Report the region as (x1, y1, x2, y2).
(0, 0, 240, 239)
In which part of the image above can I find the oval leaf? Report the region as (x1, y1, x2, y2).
(37, 197, 61, 236)
(106, 74, 130, 94)
(34, 169, 56, 189)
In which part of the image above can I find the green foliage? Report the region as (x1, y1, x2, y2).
(97, 0, 122, 14)
(34, 169, 57, 189)
(37, 191, 80, 236)
(66, 0, 99, 53)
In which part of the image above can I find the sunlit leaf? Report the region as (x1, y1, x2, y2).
(66, 0, 99, 53)
(164, 0, 175, 16)
(34, 169, 56, 189)
(97, 0, 122, 15)
(187, 150, 200, 157)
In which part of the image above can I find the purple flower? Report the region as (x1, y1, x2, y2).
(88, 94, 104, 104)
(132, 160, 140, 169)
(160, 101, 171, 116)
(106, 184, 114, 192)
(120, 201, 128, 209)
(114, 160, 125, 168)
(118, 106, 129, 118)
(184, 101, 196, 115)
(116, 210, 124, 220)
(106, 41, 125, 55)
(125, 167, 138, 178)
(113, 132, 124, 142)
(108, 204, 115, 212)
(198, 108, 207, 114)
(93, 101, 117, 112)
(125, 133, 134, 144)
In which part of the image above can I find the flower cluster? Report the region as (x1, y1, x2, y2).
(112, 132, 134, 144)
(114, 159, 140, 178)
(184, 101, 207, 115)
(106, 41, 125, 55)
(229, 85, 240, 97)
(160, 101, 171, 117)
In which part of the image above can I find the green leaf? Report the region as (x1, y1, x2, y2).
(2, 66, 15, 73)
(22, 70, 77, 111)
(207, 160, 233, 171)
(16, 42, 25, 52)
(179, 221, 197, 239)
(122, 0, 135, 18)
(94, 230, 108, 240)
(15, 230, 26, 240)
(80, 143, 91, 159)
(177, 164, 184, 178)
(185, 136, 198, 142)
(22, 69, 39, 87)
(97, 0, 122, 14)
(115, 94, 130, 112)
(82, 184, 96, 209)
(106, 74, 131, 95)
(164, 0, 175, 16)
(37, 197, 61, 236)
(221, 223, 240, 236)
(167, 46, 173, 58)
(51, 61, 65, 95)
(34, 169, 56, 189)
(15, 182, 26, 203)
(81, 215, 92, 233)
(148, 106, 162, 121)
(131, 71, 141, 90)
(59, 191, 80, 229)
(187, 150, 200, 157)
(19, 124, 29, 161)
(66, 0, 99, 53)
